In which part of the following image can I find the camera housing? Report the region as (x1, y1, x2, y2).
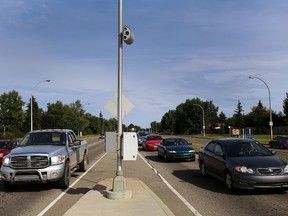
(123, 26, 135, 45)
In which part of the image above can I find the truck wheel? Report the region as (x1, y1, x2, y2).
(78, 153, 89, 172)
(57, 161, 70, 189)
(3, 181, 15, 190)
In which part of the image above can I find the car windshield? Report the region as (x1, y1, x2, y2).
(165, 138, 189, 146)
(0, 141, 9, 148)
(19, 132, 66, 146)
(147, 135, 162, 141)
(138, 132, 149, 137)
(224, 140, 273, 157)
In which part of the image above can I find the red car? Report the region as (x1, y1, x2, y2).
(142, 134, 162, 151)
(0, 140, 18, 165)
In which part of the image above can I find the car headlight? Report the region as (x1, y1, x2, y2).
(51, 155, 65, 165)
(189, 150, 195, 153)
(284, 165, 288, 173)
(168, 150, 176, 153)
(2, 156, 11, 166)
(235, 166, 254, 174)
(0, 153, 4, 158)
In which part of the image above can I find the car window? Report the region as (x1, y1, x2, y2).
(0, 141, 8, 148)
(164, 140, 175, 146)
(205, 142, 216, 153)
(225, 141, 273, 157)
(214, 144, 223, 155)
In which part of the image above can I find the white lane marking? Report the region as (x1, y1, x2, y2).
(138, 153, 202, 216)
(37, 152, 107, 216)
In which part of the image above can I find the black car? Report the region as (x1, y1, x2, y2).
(269, 136, 288, 149)
(198, 138, 288, 191)
(157, 137, 195, 162)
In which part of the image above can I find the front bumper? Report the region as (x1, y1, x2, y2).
(0, 164, 65, 184)
(146, 144, 158, 151)
(232, 172, 288, 189)
(167, 152, 195, 161)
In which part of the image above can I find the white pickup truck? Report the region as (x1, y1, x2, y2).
(0, 129, 89, 190)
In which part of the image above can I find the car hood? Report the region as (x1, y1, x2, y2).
(9, 145, 66, 157)
(229, 156, 286, 168)
(166, 145, 194, 151)
(0, 148, 10, 153)
(146, 140, 161, 144)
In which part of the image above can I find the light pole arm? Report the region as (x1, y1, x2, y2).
(249, 76, 273, 139)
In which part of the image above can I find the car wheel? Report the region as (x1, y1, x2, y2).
(57, 161, 70, 189)
(78, 153, 89, 172)
(164, 152, 169, 162)
(200, 162, 206, 176)
(225, 172, 234, 190)
(3, 181, 15, 190)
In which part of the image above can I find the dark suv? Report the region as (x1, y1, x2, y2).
(269, 136, 288, 149)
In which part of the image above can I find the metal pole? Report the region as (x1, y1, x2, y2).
(249, 76, 273, 139)
(193, 104, 205, 136)
(30, 80, 50, 131)
(116, 0, 123, 177)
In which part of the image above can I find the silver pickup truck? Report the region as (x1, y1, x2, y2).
(0, 129, 89, 190)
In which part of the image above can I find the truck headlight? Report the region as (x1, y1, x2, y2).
(284, 165, 288, 173)
(51, 155, 65, 165)
(2, 156, 11, 166)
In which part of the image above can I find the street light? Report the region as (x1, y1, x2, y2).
(249, 76, 273, 139)
(30, 80, 50, 131)
(193, 104, 205, 136)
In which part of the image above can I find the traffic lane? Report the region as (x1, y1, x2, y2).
(40, 139, 106, 216)
(0, 138, 105, 216)
(140, 149, 288, 216)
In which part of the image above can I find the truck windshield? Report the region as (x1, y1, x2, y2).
(19, 132, 66, 146)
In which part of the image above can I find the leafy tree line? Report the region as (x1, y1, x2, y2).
(152, 94, 288, 135)
(0, 90, 122, 138)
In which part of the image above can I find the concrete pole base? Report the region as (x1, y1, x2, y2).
(105, 175, 132, 200)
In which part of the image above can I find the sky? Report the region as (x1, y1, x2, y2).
(1, 0, 288, 129)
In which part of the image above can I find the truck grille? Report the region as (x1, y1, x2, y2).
(10, 155, 49, 168)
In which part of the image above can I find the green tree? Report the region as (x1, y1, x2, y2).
(42, 101, 66, 129)
(245, 100, 269, 133)
(283, 92, 288, 116)
(0, 90, 25, 134)
(23, 96, 44, 132)
(232, 100, 244, 129)
(218, 111, 227, 134)
(160, 110, 176, 134)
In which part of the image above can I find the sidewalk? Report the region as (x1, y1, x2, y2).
(63, 153, 175, 216)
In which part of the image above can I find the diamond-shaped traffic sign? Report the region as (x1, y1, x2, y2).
(104, 94, 134, 120)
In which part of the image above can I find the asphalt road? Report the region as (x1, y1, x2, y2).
(0, 136, 287, 216)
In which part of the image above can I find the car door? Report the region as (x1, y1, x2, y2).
(157, 140, 165, 157)
(202, 142, 216, 176)
(210, 143, 226, 180)
(67, 132, 78, 168)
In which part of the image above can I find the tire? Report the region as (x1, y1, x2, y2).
(78, 153, 89, 172)
(225, 172, 234, 191)
(200, 162, 207, 177)
(164, 152, 169, 162)
(57, 161, 70, 189)
(3, 181, 15, 190)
